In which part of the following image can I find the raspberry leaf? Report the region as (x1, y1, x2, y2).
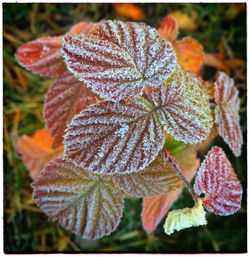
(64, 98, 165, 175)
(16, 36, 66, 77)
(44, 71, 98, 149)
(32, 158, 124, 240)
(214, 72, 242, 156)
(194, 146, 243, 215)
(62, 20, 177, 100)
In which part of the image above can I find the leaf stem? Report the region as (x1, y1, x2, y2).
(161, 148, 198, 201)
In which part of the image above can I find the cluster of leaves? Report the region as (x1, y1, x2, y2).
(12, 6, 244, 247)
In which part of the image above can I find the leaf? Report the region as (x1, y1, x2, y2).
(112, 3, 146, 21)
(163, 199, 207, 235)
(112, 157, 185, 198)
(214, 72, 242, 156)
(44, 71, 98, 149)
(174, 37, 204, 73)
(194, 146, 243, 215)
(62, 20, 177, 101)
(16, 36, 66, 77)
(158, 15, 178, 42)
(171, 11, 198, 31)
(64, 98, 165, 175)
(32, 158, 124, 240)
(142, 156, 200, 233)
(16, 129, 63, 179)
(150, 65, 213, 144)
(69, 22, 96, 35)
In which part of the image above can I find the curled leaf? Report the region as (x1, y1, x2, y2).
(194, 146, 243, 215)
(62, 20, 177, 100)
(158, 15, 178, 42)
(214, 72, 242, 156)
(32, 158, 124, 240)
(16, 129, 63, 179)
(16, 36, 66, 77)
(44, 71, 98, 149)
(163, 199, 207, 235)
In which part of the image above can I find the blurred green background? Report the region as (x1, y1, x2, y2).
(3, 3, 246, 253)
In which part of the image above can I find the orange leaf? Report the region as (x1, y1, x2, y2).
(112, 3, 145, 21)
(158, 16, 178, 42)
(16, 128, 63, 179)
(142, 157, 200, 233)
(171, 11, 198, 31)
(174, 37, 204, 73)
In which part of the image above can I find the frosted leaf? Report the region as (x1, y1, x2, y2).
(112, 157, 185, 198)
(16, 129, 63, 179)
(163, 199, 207, 235)
(194, 147, 243, 216)
(62, 20, 177, 100)
(149, 65, 213, 144)
(214, 72, 242, 156)
(142, 156, 199, 233)
(32, 158, 124, 240)
(44, 71, 98, 149)
(63, 98, 165, 175)
(16, 36, 66, 77)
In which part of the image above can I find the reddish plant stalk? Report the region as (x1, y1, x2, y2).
(161, 148, 199, 201)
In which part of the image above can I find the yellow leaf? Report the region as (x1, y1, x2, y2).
(171, 11, 198, 31)
(163, 199, 207, 235)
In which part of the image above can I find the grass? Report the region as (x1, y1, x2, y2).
(3, 3, 246, 253)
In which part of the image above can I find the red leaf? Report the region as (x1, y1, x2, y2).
(16, 36, 66, 77)
(44, 71, 98, 149)
(214, 72, 242, 156)
(64, 98, 165, 174)
(142, 157, 199, 233)
(149, 65, 212, 144)
(62, 20, 176, 100)
(32, 158, 124, 239)
(194, 146, 243, 215)
(16, 129, 63, 179)
(158, 15, 178, 42)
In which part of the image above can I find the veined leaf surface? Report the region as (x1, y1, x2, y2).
(44, 71, 98, 149)
(16, 36, 66, 77)
(214, 72, 242, 156)
(32, 158, 124, 239)
(62, 20, 177, 100)
(64, 98, 165, 174)
(194, 147, 243, 215)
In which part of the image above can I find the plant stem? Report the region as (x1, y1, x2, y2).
(161, 148, 199, 201)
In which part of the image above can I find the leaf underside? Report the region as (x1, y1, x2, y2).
(62, 20, 177, 100)
(44, 71, 98, 148)
(194, 146, 242, 215)
(32, 158, 124, 239)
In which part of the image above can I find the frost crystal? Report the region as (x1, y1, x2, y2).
(62, 20, 177, 101)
